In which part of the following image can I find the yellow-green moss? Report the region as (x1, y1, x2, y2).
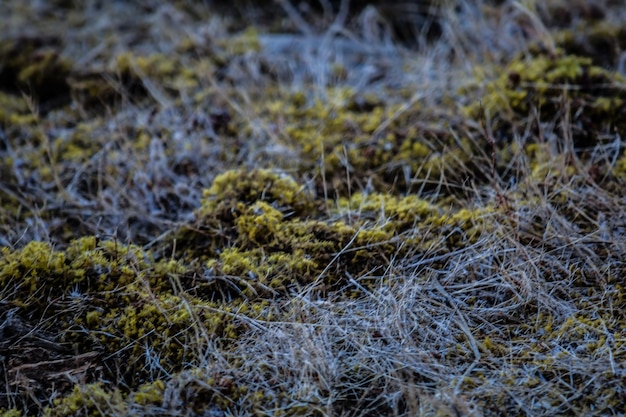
(71, 287, 243, 379)
(0, 91, 32, 126)
(69, 50, 188, 112)
(254, 85, 469, 194)
(207, 247, 319, 296)
(172, 169, 317, 261)
(612, 151, 626, 180)
(337, 192, 441, 231)
(0, 240, 70, 297)
(465, 52, 626, 141)
(200, 169, 315, 217)
(177, 169, 510, 299)
(553, 23, 626, 68)
(193, 186, 419, 296)
(114, 51, 184, 90)
(132, 379, 165, 406)
(0, 410, 23, 417)
(44, 383, 126, 417)
(235, 201, 286, 246)
(0, 236, 244, 388)
(218, 26, 262, 55)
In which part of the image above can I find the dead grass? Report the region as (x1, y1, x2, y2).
(1, 1, 626, 416)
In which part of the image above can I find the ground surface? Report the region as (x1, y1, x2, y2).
(1, 1, 626, 416)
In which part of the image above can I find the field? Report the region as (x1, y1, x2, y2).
(1, 1, 626, 416)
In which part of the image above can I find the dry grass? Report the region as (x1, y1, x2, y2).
(1, 1, 626, 416)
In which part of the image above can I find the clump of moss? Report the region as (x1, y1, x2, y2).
(174, 170, 402, 295)
(202, 186, 506, 299)
(554, 24, 626, 68)
(69, 48, 201, 112)
(171, 172, 397, 296)
(1, 235, 310, 415)
(199, 169, 315, 218)
(0, 90, 34, 127)
(466, 52, 626, 148)
(127, 367, 325, 417)
(252, 86, 476, 196)
(204, 202, 391, 297)
(0, 237, 177, 310)
(173, 169, 316, 260)
(0, 237, 247, 407)
(0, 409, 23, 417)
(73, 291, 244, 386)
(43, 383, 126, 417)
(173, 170, 512, 299)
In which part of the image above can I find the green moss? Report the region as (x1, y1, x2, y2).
(207, 247, 319, 297)
(429, 206, 497, 248)
(337, 192, 441, 232)
(218, 26, 262, 55)
(0, 241, 71, 300)
(173, 169, 317, 261)
(175, 169, 510, 299)
(43, 383, 126, 417)
(0, 236, 244, 389)
(253, 85, 470, 194)
(235, 201, 285, 246)
(465, 52, 626, 147)
(68, 285, 241, 383)
(0, 410, 23, 417)
(554, 24, 626, 68)
(0, 91, 32, 126)
(132, 380, 165, 406)
(189, 183, 417, 296)
(200, 169, 315, 217)
(612, 151, 626, 180)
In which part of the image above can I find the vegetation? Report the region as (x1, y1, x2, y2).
(1, 0, 625, 416)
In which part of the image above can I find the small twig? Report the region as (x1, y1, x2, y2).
(275, 0, 314, 36)
(478, 101, 510, 211)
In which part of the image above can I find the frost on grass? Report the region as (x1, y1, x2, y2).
(1, 1, 626, 416)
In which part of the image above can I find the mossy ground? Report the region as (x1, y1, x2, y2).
(1, 1, 626, 416)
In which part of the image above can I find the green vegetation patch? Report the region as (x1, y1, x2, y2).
(172, 169, 502, 301)
(0, 237, 255, 409)
(253, 86, 481, 195)
(466, 52, 626, 148)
